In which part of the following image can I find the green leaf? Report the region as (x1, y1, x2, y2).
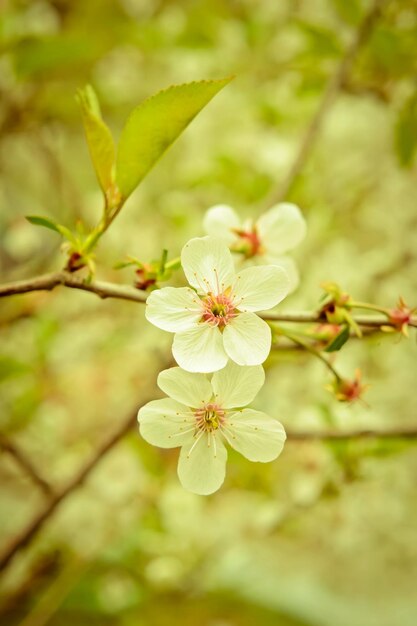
(77, 85, 116, 196)
(26, 216, 74, 242)
(115, 77, 233, 200)
(26, 215, 61, 233)
(325, 326, 350, 352)
(395, 93, 417, 167)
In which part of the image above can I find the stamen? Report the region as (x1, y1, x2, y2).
(219, 423, 237, 441)
(201, 291, 238, 328)
(213, 267, 220, 296)
(193, 402, 225, 434)
(212, 431, 217, 458)
(193, 271, 209, 295)
(187, 430, 205, 458)
(170, 426, 197, 437)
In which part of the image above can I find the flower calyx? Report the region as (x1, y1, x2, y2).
(384, 297, 416, 337)
(231, 226, 264, 258)
(327, 369, 368, 404)
(319, 282, 361, 337)
(114, 250, 179, 292)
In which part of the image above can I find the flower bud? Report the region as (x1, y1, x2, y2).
(65, 251, 86, 273)
(387, 297, 416, 337)
(134, 264, 157, 291)
(328, 370, 368, 403)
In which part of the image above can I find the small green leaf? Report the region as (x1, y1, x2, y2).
(113, 259, 141, 270)
(26, 216, 75, 243)
(77, 85, 116, 196)
(115, 77, 233, 200)
(325, 326, 350, 352)
(26, 215, 61, 233)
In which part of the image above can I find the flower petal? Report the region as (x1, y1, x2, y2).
(223, 409, 286, 462)
(138, 399, 194, 448)
(211, 361, 265, 408)
(146, 287, 202, 332)
(173, 324, 228, 373)
(177, 431, 227, 495)
(232, 265, 290, 312)
(257, 203, 306, 255)
(181, 236, 235, 295)
(263, 254, 300, 292)
(203, 205, 240, 245)
(223, 312, 271, 366)
(157, 367, 212, 407)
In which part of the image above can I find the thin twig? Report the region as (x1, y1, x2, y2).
(0, 436, 54, 497)
(276, 328, 342, 380)
(263, 310, 417, 328)
(266, 0, 386, 205)
(0, 408, 138, 573)
(286, 427, 417, 441)
(0, 272, 147, 303)
(1, 403, 416, 576)
(1, 272, 414, 328)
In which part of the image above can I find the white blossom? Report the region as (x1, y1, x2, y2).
(203, 202, 306, 291)
(138, 362, 286, 495)
(146, 236, 290, 372)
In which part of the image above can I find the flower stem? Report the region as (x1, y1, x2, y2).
(277, 327, 342, 381)
(347, 301, 389, 315)
(164, 256, 181, 271)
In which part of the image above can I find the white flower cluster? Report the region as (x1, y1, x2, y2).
(138, 203, 306, 494)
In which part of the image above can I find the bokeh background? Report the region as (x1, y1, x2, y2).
(1, 1, 417, 625)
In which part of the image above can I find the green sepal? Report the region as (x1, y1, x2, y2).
(26, 215, 60, 232)
(113, 257, 143, 270)
(26, 215, 74, 241)
(324, 326, 350, 352)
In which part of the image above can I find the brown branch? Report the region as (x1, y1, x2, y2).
(1, 272, 415, 329)
(0, 406, 140, 573)
(266, 0, 387, 205)
(262, 310, 417, 328)
(0, 436, 54, 497)
(1, 394, 416, 574)
(286, 427, 417, 441)
(0, 271, 147, 303)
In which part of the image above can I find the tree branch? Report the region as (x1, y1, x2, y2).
(286, 427, 417, 441)
(0, 348, 174, 574)
(0, 272, 147, 303)
(1, 272, 414, 329)
(0, 408, 139, 573)
(0, 436, 54, 497)
(1, 405, 416, 576)
(266, 0, 386, 205)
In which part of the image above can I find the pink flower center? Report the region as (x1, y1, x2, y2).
(201, 292, 237, 328)
(194, 403, 225, 432)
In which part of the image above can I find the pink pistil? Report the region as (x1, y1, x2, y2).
(201, 292, 238, 328)
(194, 403, 226, 432)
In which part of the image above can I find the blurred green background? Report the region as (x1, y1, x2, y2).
(1, 1, 417, 625)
